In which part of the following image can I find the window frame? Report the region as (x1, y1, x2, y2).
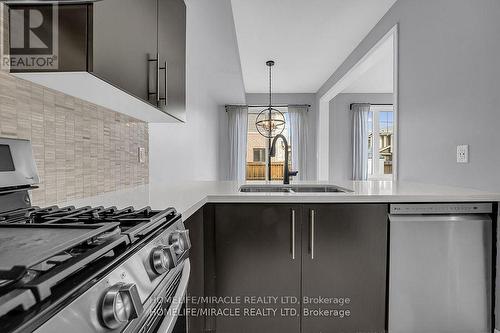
(245, 107, 290, 181)
(368, 105, 394, 180)
(253, 148, 266, 163)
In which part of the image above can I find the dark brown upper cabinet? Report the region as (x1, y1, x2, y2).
(157, 0, 186, 120)
(6, 0, 186, 121)
(7, 4, 91, 72)
(91, 0, 158, 105)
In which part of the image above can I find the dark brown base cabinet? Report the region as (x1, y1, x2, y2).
(214, 204, 302, 333)
(301, 204, 388, 333)
(184, 208, 205, 333)
(212, 203, 388, 333)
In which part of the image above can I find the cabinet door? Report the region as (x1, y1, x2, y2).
(301, 204, 388, 333)
(92, 0, 157, 103)
(157, 0, 186, 119)
(184, 208, 204, 333)
(8, 4, 90, 72)
(214, 204, 301, 333)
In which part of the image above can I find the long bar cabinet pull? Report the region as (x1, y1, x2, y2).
(159, 60, 168, 106)
(310, 209, 315, 259)
(291, 209, 296, 260)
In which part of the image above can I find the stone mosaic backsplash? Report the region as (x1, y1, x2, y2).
(0, 70, 149, 206)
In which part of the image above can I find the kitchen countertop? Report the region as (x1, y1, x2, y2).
(60, 180, 500, 220)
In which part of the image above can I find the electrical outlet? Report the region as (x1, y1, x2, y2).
(456, 145, 468, 163)
(138, 147, 146, 163)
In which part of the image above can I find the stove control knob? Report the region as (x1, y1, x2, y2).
(101, 283, 143, 329)
(150, 245, 176, 275)
(169, 230, 191, 255)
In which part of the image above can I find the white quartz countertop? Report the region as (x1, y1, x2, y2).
(60, 180, 500, 220)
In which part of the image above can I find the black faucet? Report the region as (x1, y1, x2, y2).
(269, 134, 298, 184)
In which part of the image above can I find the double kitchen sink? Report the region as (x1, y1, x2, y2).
(239, 184, 353, 193)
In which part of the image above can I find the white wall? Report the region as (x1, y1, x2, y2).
(246, 93, 317, 180)
(149, 0, 246, 183)
(318, 0, 500, 192)
(330, 93, 393, 181)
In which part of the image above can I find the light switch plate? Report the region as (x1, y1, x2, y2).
(456, 145, 468, 163)
(138, 147, 146, 163)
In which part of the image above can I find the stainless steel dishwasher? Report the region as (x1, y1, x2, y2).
(388, 203, 493, 333)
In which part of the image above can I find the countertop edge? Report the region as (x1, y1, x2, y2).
(57, 182, 500, 222)
(180, 193, 500, 220)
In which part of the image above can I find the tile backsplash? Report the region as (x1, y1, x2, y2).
(0, 71, 149, 206)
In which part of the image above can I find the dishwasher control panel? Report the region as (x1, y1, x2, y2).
(390, 203, 493, 215)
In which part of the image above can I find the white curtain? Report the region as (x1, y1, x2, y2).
(227, 106, 248, 181)
(352, 103, 370, 180)
(288, 105, 309, 180)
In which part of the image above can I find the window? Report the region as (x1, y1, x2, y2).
(253, 148, 266, 162)
(368, 105, 394, 179)
(246, 107, 291, 181)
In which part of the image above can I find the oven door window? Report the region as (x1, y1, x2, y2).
(0, 145, 15, 171)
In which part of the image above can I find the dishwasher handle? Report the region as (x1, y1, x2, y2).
(389, 203, 492, 215)
(389, 214, 492, 224)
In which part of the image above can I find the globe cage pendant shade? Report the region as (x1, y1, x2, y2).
(255, 60, 286, 138)
(255, 107, 286, 138)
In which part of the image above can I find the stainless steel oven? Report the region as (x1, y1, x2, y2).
(0, 138, 191, 333)
(30, 220, 192, 333)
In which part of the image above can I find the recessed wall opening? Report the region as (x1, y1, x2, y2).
(317, 24, 398, 181)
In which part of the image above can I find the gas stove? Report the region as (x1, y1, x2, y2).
(0, 138, 191, 333)
(0, 204, 183, 243)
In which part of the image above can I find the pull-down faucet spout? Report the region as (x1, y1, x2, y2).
(269, 134, 297, 184)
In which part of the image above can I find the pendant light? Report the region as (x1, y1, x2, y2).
(255, 60, 286, 138)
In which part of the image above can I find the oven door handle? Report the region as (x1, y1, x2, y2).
(155, 259, 190, 333)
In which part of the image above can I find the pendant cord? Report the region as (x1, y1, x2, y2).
(269, 64, 272, 108)
(268, 63, 272, 138)
(268, 63, 272, 179)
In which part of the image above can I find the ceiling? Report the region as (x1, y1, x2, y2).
(342, 36, 393, 93)
(230, 0, 397, 93)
